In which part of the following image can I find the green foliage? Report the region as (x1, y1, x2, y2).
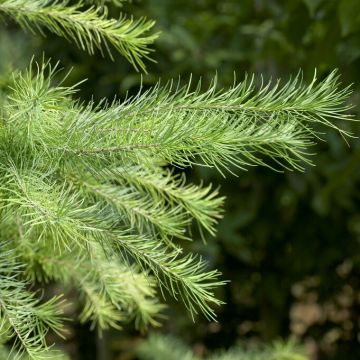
(23, 241, 164, 331)
(0, 0, 355, 358)
(0, 246, 65, 359)
(338, 0, 360, 36)
(0, 0, 158, 71)
(0, 57, 352, 358)
(0, 344, 70, 360)
(137, 333, 308, 360)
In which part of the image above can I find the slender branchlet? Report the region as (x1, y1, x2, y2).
(0, 0, 159, 71)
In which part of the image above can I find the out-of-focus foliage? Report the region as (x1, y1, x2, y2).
(137, 333, 308, 360)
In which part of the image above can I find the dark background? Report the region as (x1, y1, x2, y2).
(2, 0, 360, 359)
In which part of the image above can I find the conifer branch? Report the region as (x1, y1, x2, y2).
(0, 248, 64, 360)
(0, 0, 355, 355)
(69, 174, 191, 241)
(5, 63, 353, 173)
(0, 0, 158, 71)
(13, 235, 164, 331)
(0, 166, 102, 251)
(101, 166, 225, 237)
(0, 60, 354, 325)
(111, 232, 227, 320)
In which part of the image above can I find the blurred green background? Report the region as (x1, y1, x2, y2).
(2, 0, 360, 359)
